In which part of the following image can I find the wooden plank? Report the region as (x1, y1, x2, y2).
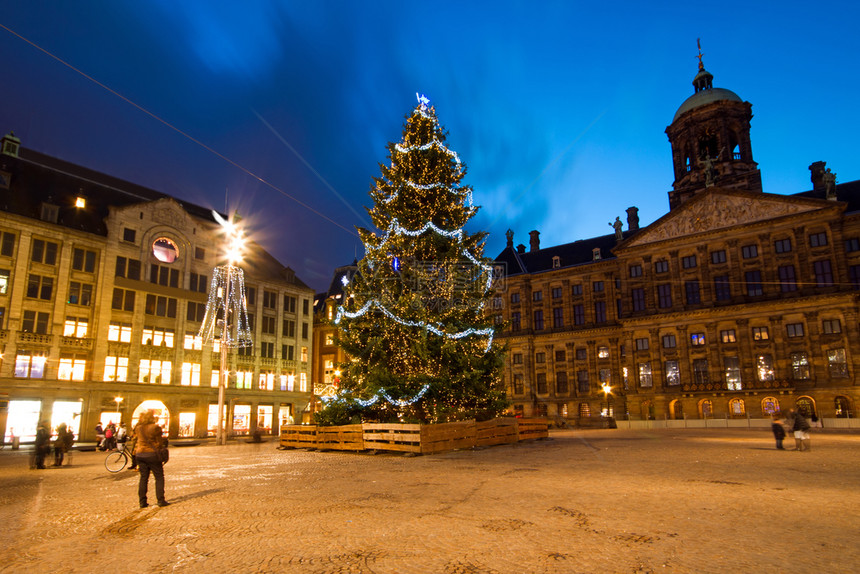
(279, 424, 318, 448)
(516, 418, 549, 441)
(316, 424, 365, 451)
(362, 422, 422, 453)
(420, 420, 476, 454)
(475, 418, 519, 447)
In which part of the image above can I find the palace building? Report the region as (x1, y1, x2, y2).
(493, 57, 858, 422)
(0, 134, 315, 443)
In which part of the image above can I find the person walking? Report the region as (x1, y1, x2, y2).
(33, 420, 50, 469)
(788, 409, 811, 451)
(771, 416, 786, 450)
(133, 411, 169, 508)
(53, 423, 74, 466)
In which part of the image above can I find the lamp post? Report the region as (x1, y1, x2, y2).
(199, 211, 253, 445)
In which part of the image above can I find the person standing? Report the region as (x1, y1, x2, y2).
(33, 420, 50, 469)
(53, 423, 74, 466)
(788, 409, 811, 451)
(133, 411, 169, 508)
(771, 416, 786, 450)
(95, 422, 105, 451)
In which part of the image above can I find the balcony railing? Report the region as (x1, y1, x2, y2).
(681, 379, 792, 392)
(17, 332, 53, 345)
(60, 336, 94, 350)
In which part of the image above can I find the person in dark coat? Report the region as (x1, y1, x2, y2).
(771, 416, 786, 450)
(788, 409, 811, 451)
(33, 420, 50, 469)
(53, 423, 74, 466)
(133, 410, 169, 508)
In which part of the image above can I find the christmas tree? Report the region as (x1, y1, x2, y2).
(319, 95, 508, 425)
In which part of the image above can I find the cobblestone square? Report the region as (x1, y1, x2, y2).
(1, 428, 858, 573)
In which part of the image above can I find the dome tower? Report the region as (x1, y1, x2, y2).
(665, 41, 762, 209)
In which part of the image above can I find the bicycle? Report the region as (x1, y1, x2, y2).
(104, 442, 133, 473)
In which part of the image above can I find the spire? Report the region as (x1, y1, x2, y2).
(692, 38, 713, 93)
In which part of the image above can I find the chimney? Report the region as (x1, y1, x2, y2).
(529, 230, 540, 252)
(516, 244, 526, 254)
(626, 206, 640, 231)
(809, 161, 826, 193)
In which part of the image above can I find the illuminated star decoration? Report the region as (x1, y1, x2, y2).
(416, 92, 430, 111)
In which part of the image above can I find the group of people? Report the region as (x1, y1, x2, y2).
(31, 420, 75, 469)
(771, 409, 815, 451)
(94, 421, 128, 451)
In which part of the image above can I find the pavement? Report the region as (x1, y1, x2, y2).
(0, 428, 858, 574)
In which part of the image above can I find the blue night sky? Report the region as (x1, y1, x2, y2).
(0, 2, 857, 292)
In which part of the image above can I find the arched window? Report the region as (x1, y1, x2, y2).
(834, 396, 851, 418)
(729, 398, 745, 416)
(579, 402, 591, 418)
(796, 396, 816, 418)
(699, 398, 713, 418)
(761, 396, 780, 415)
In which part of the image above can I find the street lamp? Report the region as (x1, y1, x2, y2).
(199, 211, 253, 445)
(601, 383, 611, 417)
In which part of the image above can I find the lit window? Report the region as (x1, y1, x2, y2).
(139, 359, 172, 384)
(598, 346, 609, 359)
(690, 333, 706, 346)
(15, 352, 46, 378)
(300, 372, 308, 392)
(104, 356, 128, 382)
(752, 327, 770, 341)
(152, 237, 179, 263)
(75, 196, 86, 208)
(58, 356, 86, 381)
(184, 333, 203, 350)
(108, 322, 132, 342)
(63, 317, 88, 338)
(181, 363, 201, 386)
(720, 330, 737, 343)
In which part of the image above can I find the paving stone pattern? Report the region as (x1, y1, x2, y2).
(1, 428, 858, 573)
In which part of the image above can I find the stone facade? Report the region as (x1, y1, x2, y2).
(0, 138, 315, 442)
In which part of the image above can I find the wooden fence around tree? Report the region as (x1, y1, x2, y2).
(279, 417, 548, 455)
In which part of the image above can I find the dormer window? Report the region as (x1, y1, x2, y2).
(1, 132, 21, 157)
(592, 248, 601, 261)
(552, 256, 560, 269)
(75, 196, 86, 208)
(40, 202, 59, 223)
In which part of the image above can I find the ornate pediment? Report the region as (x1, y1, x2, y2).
(624, 190, 830, 247)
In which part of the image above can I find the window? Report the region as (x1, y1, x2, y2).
(14, 352, 46, 378)
(0, 231, 15, 256)
(31, 239, 58, 265)
(685, 280, 701, 304)
(635, 337, 649, 351)
(72, 248, 97, 272)
(778, 265, 797, 292)
(662, 334, 676, 348)
(301, 298, 309, 315)
(742, 244, 758, 259)
(67, 281, 93, 306)
(827, 348, 848, 377)
(108, 322, 132, 343)
(535, 352, 545, 364)
(511, 312, 521, 331)
(262, 316, 276, 335)
(27, 275, 53, 300)
(144, 294, 178, 317)
(786, 323, 804, 338)
(809, 232, 828, 247)
(555, 350, 566, 362)
(654, 260, 669, 273)
(510, 292, 520, 304)
(301, 347, 308, 362)
(533, 310, 544, 330)
(681, 255, 697, 269)
(152, 237, 179, 263)
(282, 319, 296, 338)
(599, 368, 611, 384)
(845, 238, 860, 253)
(194, 246, 205, 260)
(714, 275, 731, 301)
(724, 357, 742, 390)
(592, 281, 604, 293)
(813, 260, 834, 286)
(756, 354, 775, 382)
(184, 332, 202, 350)
(572, 305, 584, 326)
(571, 285, 582, 296)
(850, 265, 860, 290)
(22, 311, 49, 334)
(729, 398, 745, 416)
(594, 301, 606, 324)
(552, 307, 563, 328)
(598, 346, 609, 359)
(150, 264, 180, 288)
(283, 294, 297, 313)
(123, 228, 136, 243)
(752, 327, 769, 341)
(63, 317, 88, 338)
(512, 353, 523, 365)
(577, 371, 589, 393)
(711, 250, 726, 264)
(629, 264, 642, 277)
(536, 373, 547, 394)
(513, 374, 524, 394)
(301, 322, 309, 339)
(638, 363, 652, 387)
(551, 287, 562, 299)
(142, 327, 175, 348)
(693, 359, 709, 384)
(103, 356, 129, 382)
(57, 354, 86, 381)
(665, 360, 680, 386)
(260, 342, 274, 358)
(235, 371, 253, 390)
(259, 371, 275, 391)
(657, 284, 672, 308)
(324, 333, 335, 346)
(139, 359, 172, 384)
(790, 352, 810, 380)
(631, 288, 645, 312)
(186, 301, 206, 322)
(745, 270, 763, 296)
(0, 269, 8, 294)
(576, 348, 587, 361)
(822, 319, 842, 334)
(720, 329, 737, 343)
(282, 345, 294, 360)
(552, 256, 560, 269)
(774, 238, 792, 253)
(189, 272, 208, 293)
(115, 256, 141, 280)
(556, 372, 568, 394)
(181, 363, 201, 386)
(263, 290, 277, 309)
